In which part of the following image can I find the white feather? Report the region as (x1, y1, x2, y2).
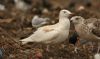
(20, 10, 72, 45)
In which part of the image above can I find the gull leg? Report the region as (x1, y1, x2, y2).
(74, 37, 80, 53)
(97, 43, 100, 53)
(90, 42, 94, 51)
(46, 45, 50, 52)
(97, 47, 100, 53)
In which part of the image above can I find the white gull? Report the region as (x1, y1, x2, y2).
(20, 9, 72, 44)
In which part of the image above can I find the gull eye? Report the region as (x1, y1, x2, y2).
(63, 11, 66, 13)
(76, 18, 80, 20)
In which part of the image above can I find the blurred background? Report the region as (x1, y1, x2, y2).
(0, 0, 100, 59)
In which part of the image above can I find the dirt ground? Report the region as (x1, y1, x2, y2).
(0, 0, 100, 59)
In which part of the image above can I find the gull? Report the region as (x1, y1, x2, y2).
(20, 9, 72, 45)
(14, 0, 31, 11)
(70, 16, 100, 53)
(32, 15, 50, 28)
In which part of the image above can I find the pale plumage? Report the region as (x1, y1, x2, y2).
(32, 15, 50, 28)
(20, 10, 72, 45)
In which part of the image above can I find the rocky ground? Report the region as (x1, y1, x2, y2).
(0, 0, 100, 59)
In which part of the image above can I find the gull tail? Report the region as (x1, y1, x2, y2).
(19, 37, 33, 45)
(19, 40, 28, 45)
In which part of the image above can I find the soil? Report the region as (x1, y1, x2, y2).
(0, 0, 100, 59)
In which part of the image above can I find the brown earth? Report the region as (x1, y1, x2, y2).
(0, 0, 100, 59)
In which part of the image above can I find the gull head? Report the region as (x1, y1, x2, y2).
(59, 10, 72, 18)
(70, 16, 85, 25)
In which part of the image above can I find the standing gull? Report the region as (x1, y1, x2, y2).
(70, 16, 100, 53)
(20, 9, 72, 44)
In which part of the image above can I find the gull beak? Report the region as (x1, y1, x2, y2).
(69, 13, 75, 19)
(70, 13, 74, 16)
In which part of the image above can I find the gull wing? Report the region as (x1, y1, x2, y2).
(92, 29, 100, 37)
(91, 20, 100, 37)
(20, 26, 59, 44)
(84, 18, 100, 37)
